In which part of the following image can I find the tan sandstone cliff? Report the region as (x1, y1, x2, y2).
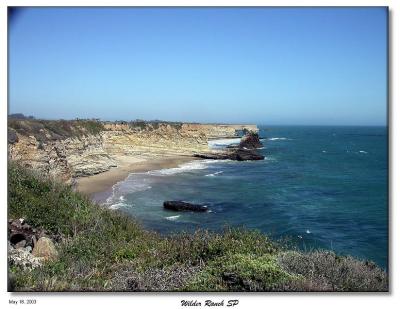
(8, 119, 257, 181)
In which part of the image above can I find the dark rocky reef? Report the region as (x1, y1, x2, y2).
(194, 148, 264, 161)
(195, 131, 265, 161)
(163, 201, 208, 212)
(238, 131, 263, 149)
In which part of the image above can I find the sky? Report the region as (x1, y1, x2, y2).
(8, 7, 387, 125)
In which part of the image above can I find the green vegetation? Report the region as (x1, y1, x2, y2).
(127, 119, 183, 131)
(8, 118, 105, 142)
(8, 163, 388, 292)
(8, 117, 185, 142)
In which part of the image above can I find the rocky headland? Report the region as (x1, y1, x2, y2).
(8, 118, 262, 189)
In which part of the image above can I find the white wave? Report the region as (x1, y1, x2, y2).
(322, 150, 327, 153)
(165, 215, 180, 221)
(359, 150, 368, 154)
(205, 171, 223, 177)
(263, 156, 276, 162)
(147, 160, 221, 176)
(208, 138, 240, 149)
(268, 137, 289, 141)
(105, 159, 228, 207)
(105, 176, 153, 206)
(306, 229, 311, 234)
(109, 202, 127, 210)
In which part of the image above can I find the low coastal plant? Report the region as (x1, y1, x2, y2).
(8, 118, 105, 142)
(185, 253, 296, 291)
(8, 163, 388, 292)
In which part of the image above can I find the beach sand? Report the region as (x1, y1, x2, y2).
(75, 155, 196, 201)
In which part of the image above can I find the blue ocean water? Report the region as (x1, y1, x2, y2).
(105, 126, 388, 268)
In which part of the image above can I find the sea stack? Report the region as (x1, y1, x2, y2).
(238, 131, 263, 149)
(194, 131, 265, 161)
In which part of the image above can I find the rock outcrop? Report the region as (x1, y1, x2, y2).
(8, 218, 59, 268)
(194, 149, 264, 161)
(8, 133, 116, 181)
(8, 119, 259, 182)
(8, 247, 43, 270)
(194, 131, 265, 161)
(8, 218, 44, 249)
(239, 132, 263, 149)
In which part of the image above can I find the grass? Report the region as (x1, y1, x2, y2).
(8, 118, 185, 142)
(8, 119, 105, 142)
(8, 163, 389, 292)
(128, 120, 183, 131)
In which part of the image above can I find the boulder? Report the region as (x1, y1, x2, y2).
(14, 240, 26, 249)
(164, 201, 208, 212)
(8, 128, 18, 144)
(238, 132, 263, 149)
(32, 237, 58, 261)
(8, 218, 47, 249)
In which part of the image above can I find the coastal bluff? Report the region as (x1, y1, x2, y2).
(8, 118, 258, 182)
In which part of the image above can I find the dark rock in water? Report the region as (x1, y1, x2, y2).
(194, 153, 230, 160)
(194, 131, 264, 161)
(163, 201, 208, 212)
(239, 132, 263, 149)
(194, 148, 264, 161)
(229, 148, 264, 161)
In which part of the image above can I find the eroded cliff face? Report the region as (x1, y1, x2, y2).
(8, 120, 257, 181)
(8, 133, 116, 181)
(101, 123, 210, 156)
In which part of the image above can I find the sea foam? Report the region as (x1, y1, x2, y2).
(268, 137, 290, 141)
(205, 171, 223, 177)
(147, 160, 224, 176)
(208, 138, 240, 149)
(165, 215, 181, 221)
(106, 159, 226, 207)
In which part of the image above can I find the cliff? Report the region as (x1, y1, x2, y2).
(8, 119, 258, 181)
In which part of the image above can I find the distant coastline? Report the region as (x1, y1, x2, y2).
(8, 117, 260, 196)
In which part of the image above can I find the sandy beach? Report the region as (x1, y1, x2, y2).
(75, 154, 196, 200)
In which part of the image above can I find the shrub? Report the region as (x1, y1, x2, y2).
(277, 250, 388, 291)
(186, 253, 295, 291)
(8, 118, 105, 142)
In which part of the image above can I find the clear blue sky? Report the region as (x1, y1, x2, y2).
(9, 7, 387, 125)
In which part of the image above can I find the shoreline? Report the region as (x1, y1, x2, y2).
(75, 155, 197, 202)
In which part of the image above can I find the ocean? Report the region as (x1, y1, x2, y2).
(104, 126, 388, 268)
